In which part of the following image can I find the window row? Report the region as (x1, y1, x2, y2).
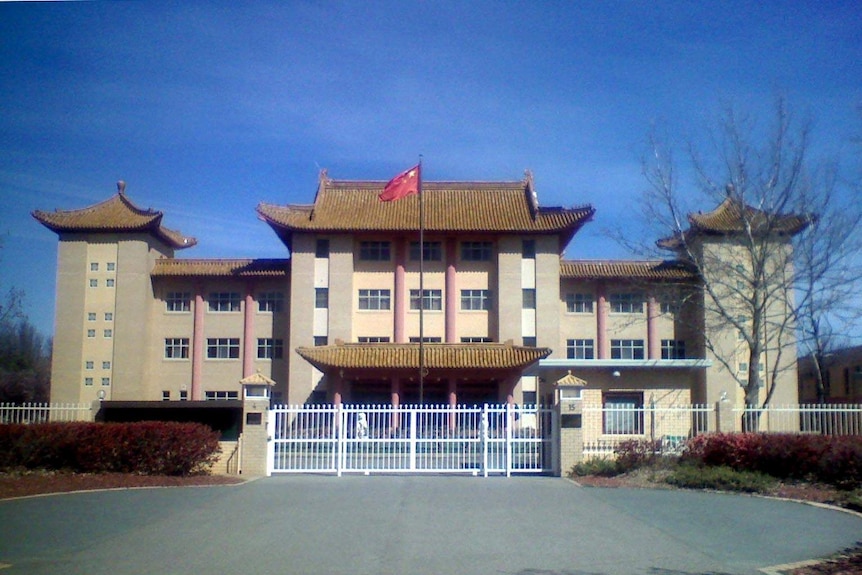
(565, 339, 686, 360)
(89, 262, 116, 271)
(84, 360, 112, 370)
(163, 338, 284, 360)
(357, 241, 495, 262)
(354, 336, 492, 343)
(357, 289, 492, 311)
(86, 329, 112, 338)
(564, 293, 681, 314)
(87, 312, 113, 321)
(164, 291, 285, 313)
(88, 278, 116, 288)
(83, 377, 111, 386)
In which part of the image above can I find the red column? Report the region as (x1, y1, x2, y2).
(448, 379, 457, 431)
(391, 378, 401, 431)
(647, 295, 659, 359)
(445, 238, 457, 342)
(596, 282, 608, 359)
(243, 286, 255, 377)
(394, 239, 406, 343)
(191, 287, 205, 400)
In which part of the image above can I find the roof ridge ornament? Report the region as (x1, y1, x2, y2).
(117, 180, 126, 195)
(524, 169, 539, 219)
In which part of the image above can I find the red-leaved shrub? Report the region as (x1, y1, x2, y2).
(0, 421, 221, 476)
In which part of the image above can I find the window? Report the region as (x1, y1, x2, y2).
(610, 293, 643, 313)
(315, 239, 330, 258)
(101, 377, 110, 387)
(358, 336, 390, 343)
(313, 336, 328, 347)
(257, 338, 284, 359)
(166, 292, 191, 312)
(358, 289, 391, 310)
(85, 361, 94, 370)
(522, 336, 537, 347)
(409, 336, 442, 343)
(738, 362, 748, 374)
(522, 240, 536, 259)
(89, 279, 98, 288)
(522, 289, 536, 309)
(209, 292, 241, 312)
(409, 241, 442, 261)
(205, 391, 239, 400)
(102, 361, 111, 369)
(610, 339, 645, 360)
(566, 293, 594, 313)
(164, 338, 190, 359)
(90, 262, 99, 271)
(461, 337, 493, 343)
(315, 288, 329, 309)
(88, 312, 97, 321)
(603, 393, 644, 435)
(103, 329, 112, 338)
(523, 391, 537, 405)
(207, 338, 240, 359)
(461, 241, 492, 261)
(84, 377, 94, 386)
(162, 391, 171, 401)
(461, 289, 491, 311)
(660, 296, 680, 315)
(567, 339, 595, 359)
(359, 241, 390, 261)
(737, 315, 748, 341)
(661, 340, 686, 360)
(106, 262, 115, 271)
(258, 292, 284, 312)
(410, 289, 442, 311)
(106, 278, 115, 288)
(87, 329, 96, 338)
(180, 390, 188, 401)
(104, 312, 113, 321)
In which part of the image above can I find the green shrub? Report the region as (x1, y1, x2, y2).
(666, 463, 776, 493)
(571, 457, 621, 477)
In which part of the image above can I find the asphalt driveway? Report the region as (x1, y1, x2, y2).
(1, 476, 860, 575)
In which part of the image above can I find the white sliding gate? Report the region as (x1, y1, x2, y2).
(267, 403, 555, 476)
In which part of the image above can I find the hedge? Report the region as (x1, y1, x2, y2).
(0, 421, 221, 476)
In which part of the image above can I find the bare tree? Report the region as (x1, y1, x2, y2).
(637, 99, 861, 424)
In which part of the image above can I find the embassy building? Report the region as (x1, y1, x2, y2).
(34, 171, 800, 417)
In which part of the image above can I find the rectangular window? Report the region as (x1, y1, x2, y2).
(661, 340, 686, 360)
(358, 289, 391, 310)
(87, 329, 96, 338)
(315, 288, 329, 309)
(85, 361, 94, 370)
(180, 390, 188, 401)
(106, 278, 115, 288)
(738, 362, 748, 374)
(461, 241, 492, 261)
(410, 289, 442, 311)
(523, 391, 538, 405)
(166, 292, 191, 312)
(603, 393, 644, 435)
(566, 293, 594, 313)
(737, 315, 748, 341)
(205, 391, 239, 400)
(257, 338, 284, 359)
(358, 336, 391, 343)
(359, 241, 390, 261)
(84, 377, 94, 386)
(206, 338, 240, 359)
(522, 240, 536, 259)
(522, 288, 536, 309)
(102, 361, 111, 369)
(313, 336, 328, 347)
(103, 329, 112, 339)
(90, 262, 99, 271)
(610, 339, 645, 360)
(660, 298, 680, 315)
(522, 336, 537, 347)
(104, 312, 113, 321)
(461, 337, 493, 343)
(101, 377, 110, 387)
(315, 239, 330, 258)
(409, 336, 443, 343)
(258, 292, 284, 312)
(567, 339, 595, 359)
(460, 289, 491, 311)
(610, 293, 643, 313)
(89, 279, 98, 288)
(208, 292, 241, 312)
(164, 338, 190, 359)
(409, 241, 442, 261)
(106, 262, 115, 271)
(162, 390, 171, 401)
(88, 312, 97, 321)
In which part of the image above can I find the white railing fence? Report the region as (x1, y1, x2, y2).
(0, 402, 94, 424)
(268, 403, 555, 477)
(734, 404, 862, 435)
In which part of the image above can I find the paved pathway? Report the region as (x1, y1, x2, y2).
(1, 476, 860, 575)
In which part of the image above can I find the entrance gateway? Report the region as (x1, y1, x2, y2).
(267, 403, 556, 476)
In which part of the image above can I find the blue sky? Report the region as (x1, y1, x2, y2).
(1, 1, 861, 338)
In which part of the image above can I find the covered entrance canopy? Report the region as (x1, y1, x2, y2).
(296, 341, 551, 405)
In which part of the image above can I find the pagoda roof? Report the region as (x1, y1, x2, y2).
(296, 341, 551, 372)
(560, 260, 696, 281)
(151, 258, 289, 277)
(257, 171, 594, 249)
(658, 196, 811, 250)
(33, 183, 196, 250)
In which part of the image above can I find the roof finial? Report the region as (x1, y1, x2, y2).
(725, 183, 734, 197)
(117, 180, 126, 195)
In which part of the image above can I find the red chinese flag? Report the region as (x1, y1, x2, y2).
(379, 165, 420, 201)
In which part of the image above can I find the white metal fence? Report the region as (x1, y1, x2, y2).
(734, 404, 862, 435)
(0, 402, 94, 424)
(267, 403, 555, 477)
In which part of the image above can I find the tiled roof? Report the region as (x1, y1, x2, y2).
(257, 175, 594, 241)
(560, 260, 696, 280)
(296, 342, 551, 371)
(151, 258, 289, 277)
(658, 197, 810, 249)
(32, 184, 196, 250)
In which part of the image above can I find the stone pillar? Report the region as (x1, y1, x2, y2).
(557, 398, 584, 477)
(715, 399, 735, 433)
(240, 396, 271, 476)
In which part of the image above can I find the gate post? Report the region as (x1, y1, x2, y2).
(557, 398, 584, 477)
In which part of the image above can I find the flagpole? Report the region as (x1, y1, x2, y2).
(418, 156, 425, 406)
